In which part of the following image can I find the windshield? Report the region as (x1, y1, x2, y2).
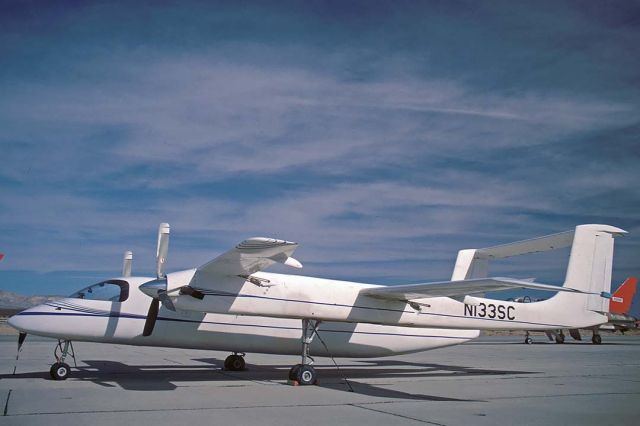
(69, 279, 129, 302)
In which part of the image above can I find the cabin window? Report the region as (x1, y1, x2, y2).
(69, 279, 129, 302)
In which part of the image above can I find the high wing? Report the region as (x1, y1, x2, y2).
(192, 237, 302, 284)
(361, 277, 600, 303)
(162, 236, 303, 294)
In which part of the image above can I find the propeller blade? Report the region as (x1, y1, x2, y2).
(122, 251, 133, 277)
(17, 332, 27, 352)
(156, 223, 170, 278)
(158, 291, 176, 311)
(142, 299, 160, 337)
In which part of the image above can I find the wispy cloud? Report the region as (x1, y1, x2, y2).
(2, 60, 635, 185)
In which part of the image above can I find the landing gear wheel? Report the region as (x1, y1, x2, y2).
(50, 362, 70, 380)
(555, 334, 565, 344)
(288, 364, 302, 381)
(296, 365, 317, 385)
(224, 354, 246, 371)
(524, 337, 533, 345)
(592, 334, 602, 345)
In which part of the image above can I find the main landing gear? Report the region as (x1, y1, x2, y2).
(288, 319, 319, 386)
(50, 340, 76, 381)
(224, 352, 246, 371)
(591, 328, 602, 345)
(555, 331, 565, 344)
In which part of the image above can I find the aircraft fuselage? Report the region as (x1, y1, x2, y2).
(9, 278, 479, 358)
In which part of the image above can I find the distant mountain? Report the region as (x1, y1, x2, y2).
(0, 290, 61, 309)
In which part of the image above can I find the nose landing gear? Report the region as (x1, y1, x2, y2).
(50, 340, 76, 381)
(50, 362, 70, 380)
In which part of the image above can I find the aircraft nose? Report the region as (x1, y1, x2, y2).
(7, 312, 24, 331)
(6, 306, 43, 333)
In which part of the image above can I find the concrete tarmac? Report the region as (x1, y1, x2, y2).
(1, 334, 639, 425)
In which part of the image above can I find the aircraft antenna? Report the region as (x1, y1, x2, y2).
(313, 325, 354, 392)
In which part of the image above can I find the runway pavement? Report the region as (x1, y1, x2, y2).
(1, 333, 639, 425)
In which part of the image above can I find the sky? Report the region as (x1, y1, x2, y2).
(1, 1, 639, 313)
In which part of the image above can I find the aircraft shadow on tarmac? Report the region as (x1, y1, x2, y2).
(2, 358, 537, 401)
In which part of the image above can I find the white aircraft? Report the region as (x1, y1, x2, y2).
(9, 223, 625, 385)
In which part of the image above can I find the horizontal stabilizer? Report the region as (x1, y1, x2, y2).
(476, 230, 574, 259)
(451, 224, 626, 283)
(362, 277, 600, 302)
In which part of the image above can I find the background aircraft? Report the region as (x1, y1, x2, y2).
(9, 223, 624, 384)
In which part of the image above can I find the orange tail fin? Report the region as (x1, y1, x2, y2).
(610, 277, 637, 314)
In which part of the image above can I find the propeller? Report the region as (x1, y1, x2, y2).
(141, 223, 172, 337)
(139, 223, 202, 335)
(142, 299, 160, 337)
(156, 223, 170, 278)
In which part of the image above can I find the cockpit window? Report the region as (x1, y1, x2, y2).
(69, 279, 129, 302)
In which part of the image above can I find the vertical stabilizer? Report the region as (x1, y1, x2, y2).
(451, 249, 487, 280)
(562, 224, 626, 313)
